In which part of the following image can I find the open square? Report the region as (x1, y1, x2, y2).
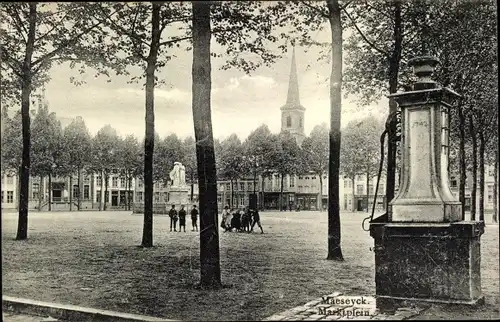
(2, 211, 498, 320)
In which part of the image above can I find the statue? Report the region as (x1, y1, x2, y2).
(169, 162, 186, 187)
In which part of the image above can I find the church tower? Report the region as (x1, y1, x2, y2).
(280, 46, 305, 146)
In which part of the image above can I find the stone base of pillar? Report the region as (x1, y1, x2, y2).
(370, 215, 484, 312)
(168, 187, 190, 208)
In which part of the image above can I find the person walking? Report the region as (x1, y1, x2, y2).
(250, 208, 264, 234)
(178, 205, 187, 232)
(191, 205, 199, 232)
(168, 205, 178, 232)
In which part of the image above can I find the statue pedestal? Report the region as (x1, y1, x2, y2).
(168, 186, 190, 208)
(370, 216, 484, 311)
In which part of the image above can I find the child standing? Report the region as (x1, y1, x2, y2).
(178, 205, 187, 232)
(168, 205, 178, 232)
(191, 205, 199, 232)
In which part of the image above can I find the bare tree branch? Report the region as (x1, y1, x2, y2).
(7, 5, 28, 43)
(300, 1, 329, 19)
(342, 7, 390, 58)
(31, 9, 120, 70)
(158, 26, 243, 47)
(0, 46, 22, 77)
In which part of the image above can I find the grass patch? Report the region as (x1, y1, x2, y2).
(2, 211, 498, 320)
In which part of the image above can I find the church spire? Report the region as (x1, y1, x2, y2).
(286, 46, 300, 105)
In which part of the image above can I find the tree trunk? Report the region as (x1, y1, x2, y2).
(38, 175, 43, 211)
(478, 131, 485, 221)
(48, 173, 52, 211)
(190, 172, 194, 202)
(458, 104, 466, 219)
(319, 173, 323, 212)
(141, 3, 161, 248)
(16, 3, 37, 241)
(192, 1, 221, 288)
(366, 169, 370, 213)
(91, 173, 95, 210)
(493, 148, 498, 223)
(127, 175, 131, 211)
(280, 174, 284, 211)
(469, 117, 477, 220)
(351, 177, 355, 212)
(69, 176, 73, 211)
(325, 0, 344, 261)
(103, 173, 109, 211)
(99, 170, 103, 211)
(230, 179, 234, 208)
(77, 168, 82, 211)
(385, 0, 402, 212)
(261, 175, 265, 210)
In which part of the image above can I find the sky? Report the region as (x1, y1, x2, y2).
(34, 10, 389, 142)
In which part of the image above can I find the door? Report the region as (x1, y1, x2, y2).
(112, 195, 118, 207)
(357, 199, 363, 211)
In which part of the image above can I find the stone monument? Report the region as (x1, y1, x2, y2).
(168, 162, 190, 208)
(370, 56, 484, 310)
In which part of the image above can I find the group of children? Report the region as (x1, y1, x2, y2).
(168, 204, 199, 232)
(166, 204, 264, 234)
(221, 205, 264, 234)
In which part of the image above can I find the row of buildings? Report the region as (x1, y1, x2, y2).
(1, 167, 497, 213)
(1, 49, 497, 213)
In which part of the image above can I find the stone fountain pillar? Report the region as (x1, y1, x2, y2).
(370, 56, 484, 310)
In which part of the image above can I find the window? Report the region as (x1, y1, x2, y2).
(369, 185, 374, 195)
(311, 176, 316, 180)
(120, 177, 126, 188)
(32, 183, 39, 199)
(348, 199, 351, 205)
(154, 182, 160, 189)
(73, 185, 79, 199)
(112, 177, 118, 188)
(226, 183, 231, 191)
(240, 196, 245, 205)
(286, 115, 292, 127)
(7, 176, 13, 184)
(450, 178, 457, 188)
(154, 192, 161, 202)
(96, 190, 101, 202)
(487, 185, 494, 203)
(379, 183, 385, 193)
(299, 116, 303, 128)
(163, 192, 169, 202)
(240, 183, 245, 191)
(488, 167, 495, 176)
(84, 176, 90, 184)
(138, 180, 143, 188)
(137, 192, 143, 202)
(248, 182, 253, 191)
(97, 176, 102, 186)
(7, 191, 14, 203)
(84, 185, 90, 199)
(356, 184, 364, 195)
(290, 176, 295, 187)
(1, 191, 3, 203)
